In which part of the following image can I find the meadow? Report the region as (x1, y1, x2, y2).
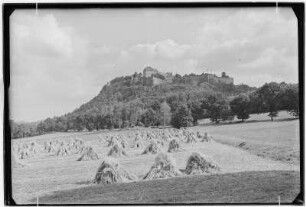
(196, 111, 300, 165)
(11, 111, 300, 204)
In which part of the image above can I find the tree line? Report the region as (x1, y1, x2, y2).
(11, 81, 299, 139)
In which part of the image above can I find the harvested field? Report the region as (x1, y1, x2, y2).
(12, 130, 299, 204)
(11, 114, 300, 204)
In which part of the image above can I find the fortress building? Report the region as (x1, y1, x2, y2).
(143, 66, 173, 86)
(142, 66, 234, 86)
(202, 72, 234, 85)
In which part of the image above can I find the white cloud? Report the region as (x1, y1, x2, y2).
(10, 12, 94, 121)
(237, 47, 298, 83)
(9, 8, 298, 122)
(12, 13, 73, 58)
(191, 8, 298, 85)
(195, 8, 296, 51)
(155, 39, 191, 59)
(129, 39, 191, 59)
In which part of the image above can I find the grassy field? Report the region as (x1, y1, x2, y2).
(35, 171, 300, 204)
(11, 111, 300, 204)
(195, 111, 300, 165)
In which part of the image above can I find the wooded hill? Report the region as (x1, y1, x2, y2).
(11, 68, 299, 139)
(72, 71, 255, 117)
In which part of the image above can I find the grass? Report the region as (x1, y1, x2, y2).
(197, 110, 298, 125)
(33, 170, 300, 204)
(195, 111, 300, 165)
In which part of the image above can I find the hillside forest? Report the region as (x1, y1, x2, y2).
(10, 71, 299, 139)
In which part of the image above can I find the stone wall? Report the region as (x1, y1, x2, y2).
(152, 77, 167, 85)
(143, 67, 173, 86)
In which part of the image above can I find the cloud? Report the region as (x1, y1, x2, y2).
(236, 48, 298, 83)
(9, 8, 298, 122)
(114, 40, 201, 76)
(10, 12, 95, 121)
(12, 13, 74, 58)
(155, 39, 191, 59)
(119, 8, 297, 83)
(129, 39, 191, 59)
(192, 8, 298, 84)
(194, 8, 296, 50)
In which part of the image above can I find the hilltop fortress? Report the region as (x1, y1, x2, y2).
(142, 66, 234, 86)
(143, 66, 173, 86)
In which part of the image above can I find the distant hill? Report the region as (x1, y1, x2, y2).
(69, 66, 255, 117)
(11, 66, 257, 138)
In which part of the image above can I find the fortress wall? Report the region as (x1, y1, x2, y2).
(143, 67, 234, 86)
(208, 76, 219, 84)
(143, 67, 159, 78)
(152, 77, 166, 85)
(219, 77, 234, 84)
(144, 70, 155, 78)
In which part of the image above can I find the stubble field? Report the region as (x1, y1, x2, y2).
(11, 111, 300, 204)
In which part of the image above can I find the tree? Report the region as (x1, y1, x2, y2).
(74, 116, 84, 131)
(171, 105, 193, 128)
(93, 115, 103, 130)
(166, 94, 181, 113)
(113, 106, 123, 128)
(150, 100, 161, 111)
(104, 114, 114, 129)
(141, 108, 159, 127)
(281, 84, 299, 117)
(221, 109, 234, 122)
(83, 115, 95, 131)
(201, 95, 231, 123)
(230, 94, 251, 122)
(249, 91, 264, 114)
(159, 101, 172, 126)
(36, 122, 46, 134)
(257, 82, 285, 121)
(172, 74, 184, 84)
(189, 101, 204, 125)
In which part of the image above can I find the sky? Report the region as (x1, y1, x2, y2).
(9, 7, 298, 122)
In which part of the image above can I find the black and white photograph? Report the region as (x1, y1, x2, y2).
(4, 2, 303, 205)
